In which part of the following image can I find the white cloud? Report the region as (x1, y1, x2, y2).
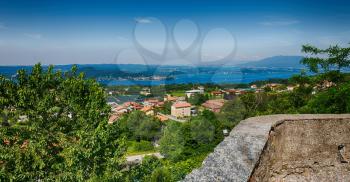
(134, 17, 153, 24)
(259, 20, 300, 26)
(23, 33, 42, 39)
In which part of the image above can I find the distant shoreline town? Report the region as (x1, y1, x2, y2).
(106, 81, 304, 124)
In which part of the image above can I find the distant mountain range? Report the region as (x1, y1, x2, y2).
(0, 56, 305, 79)
(237, 56, 304, 68)
(0, 56, 306, 85)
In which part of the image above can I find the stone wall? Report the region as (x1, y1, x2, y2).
(183, 114, 350, 182)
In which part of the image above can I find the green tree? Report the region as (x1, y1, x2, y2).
(265, 93, 296, 114)
(0, 64, 126, 181)
(160, 101, 172, 115)
(240, 93, 269, 117)
(150, 167, 172, 182)
(303, 82, 350, 113)
(302, 44, 350, 73)
(263, 86, 272, 92)
(189, 118, 215, 144)
(187, 93, 208, 106)
(135, 118, 161, 141)
(125, 111, 161, 141)
(126, 156, 162, 182)
(159, 121, 185, 161)
(126, 111, 146, 135)
(165, 155, 206, 181)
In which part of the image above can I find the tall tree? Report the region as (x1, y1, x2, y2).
(159, 121, 185, 161)
(0, 64, 126, 181)
(301, 44, 350, 74)
(125, 111, 161, 141)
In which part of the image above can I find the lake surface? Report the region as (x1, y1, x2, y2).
(0, 65, 302, 86)
(100, 67, 302, 86)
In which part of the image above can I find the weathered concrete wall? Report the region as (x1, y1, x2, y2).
(183, 114, 350, 182)
(250, 118, 350, 182)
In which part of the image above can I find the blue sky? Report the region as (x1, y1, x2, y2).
(0, 0, 349, 65)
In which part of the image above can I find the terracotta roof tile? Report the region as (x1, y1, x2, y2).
(173, 102, 191, 108)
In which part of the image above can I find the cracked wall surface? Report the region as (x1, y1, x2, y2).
(184, 114, 350, 182)
(249, 119, 350, 182)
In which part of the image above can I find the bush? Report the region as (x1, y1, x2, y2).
(166, 154, 207, 181)
(303, 82, 350, 113)
(124, 111, 162, 141)
(126, 156, 162, 181)
(150, 168, 172, 182)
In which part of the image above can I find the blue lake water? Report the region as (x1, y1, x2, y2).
(101, 68, 302, 86)
(0, 65, 303, 86)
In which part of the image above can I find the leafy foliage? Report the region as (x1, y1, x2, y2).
(187, 93, 209, 106)
(302, 82, 350, 113)
(0, 64, 126, 181)
(218, 98, 246, 128)
(119, 111, 162, 141)
(159, 121, 185, 161)
(125, 155, 162, 181)
(302, 44, 350, 73)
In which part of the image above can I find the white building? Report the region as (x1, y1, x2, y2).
(287, 85, 295, 91)
(185, 89, 204, 98)
(140, 87, 151, 96)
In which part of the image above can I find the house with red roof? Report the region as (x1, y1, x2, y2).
(164, 94, 178, 102)
(211, 90, 224, 98)
(171, 101, 192, 118)
(202, 99, 225, 113)
(108, 113, 121, 124)
(143, 98, 160, 106)
(113, 105, 128, 114)
(156, 114, 169, 122)
(140, 106, 154, 116)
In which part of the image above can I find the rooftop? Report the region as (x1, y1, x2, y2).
(202, 99, 225, 111)
(172, 101, 191, 108)
(140, 106, 153, 112)
(186, 90, 203, 93)
(156, 114, 169, 122)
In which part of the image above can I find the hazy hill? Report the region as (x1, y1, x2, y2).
(238, 56, 304, 68)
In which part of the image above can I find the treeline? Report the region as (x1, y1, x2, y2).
(240, 44, 350, 116)
(106, 83, 249, 98)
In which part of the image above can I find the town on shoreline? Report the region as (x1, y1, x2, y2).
(106, 81, 301, 124)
